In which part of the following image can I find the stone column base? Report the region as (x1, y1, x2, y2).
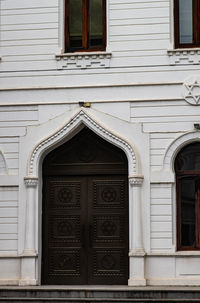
(129, 254, 146, 286)
(19, 279, 37, 286)
(20, 256, 37, 285)
(128, 277, 146, 286)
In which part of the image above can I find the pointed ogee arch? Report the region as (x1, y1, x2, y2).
(28, 109, 138, 177)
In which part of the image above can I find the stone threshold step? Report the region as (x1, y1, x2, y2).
(0, 285, 200, 292)
(1, 299, 200, 302)
(2, 292, 200, 300)
(1, 287, 200, 293)
(2, 288, 200, 301)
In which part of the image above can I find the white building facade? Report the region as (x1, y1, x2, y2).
(1, 0, 200, 286)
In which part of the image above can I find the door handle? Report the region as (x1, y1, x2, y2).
(81, 224, 85, 248)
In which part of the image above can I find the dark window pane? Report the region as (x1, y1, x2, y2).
(175, 143, 200, 171)
(89, 0, 103, 47)
(181, 178, 196, 247)
(69, 0, 82, 49)
(179, 0, 193, 44)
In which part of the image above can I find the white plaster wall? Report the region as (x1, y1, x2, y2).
(0, 0, 200, 286)
(0, 98, 200, 285)
(0, 258, 20, 285)
(0, 0, 171, 72)
(0, 187, 18, 255)
(146, 255, 200, 285)
(0, 0, 199, 90)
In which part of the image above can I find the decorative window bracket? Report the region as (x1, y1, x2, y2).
(55, 52, 112, 70)
(168, 49, 200, 65)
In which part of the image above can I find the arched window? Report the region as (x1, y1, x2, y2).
(175, 142, 200, 250)
(65, 0, 106, 52)
(174, 0, 200, 48)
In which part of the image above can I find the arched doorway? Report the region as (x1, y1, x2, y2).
(41, 126, 129, 285)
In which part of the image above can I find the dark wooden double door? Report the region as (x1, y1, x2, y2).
(42, 127, 129, 285)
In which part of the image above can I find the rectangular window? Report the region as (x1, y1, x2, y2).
(180, 177, 196, 248)
(65, 0, 106, 52)
(174, 0, 200, 48)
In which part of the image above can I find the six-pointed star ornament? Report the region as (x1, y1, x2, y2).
(182, 76, 200, 105)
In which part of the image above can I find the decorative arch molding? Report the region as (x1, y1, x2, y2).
(21, 108, 146, 286)
(27, 108, 139, 177)
(163, 131, 200, 172)
(0, 151, 7, 175)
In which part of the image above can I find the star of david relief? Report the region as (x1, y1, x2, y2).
(101, 220, 117, 236)
(58, 187, 73, 203)
(101, 254, 116, 270)
(101, 187, 117, 202)
(182, 76, 200, 105)
(58, 254, 72, 269)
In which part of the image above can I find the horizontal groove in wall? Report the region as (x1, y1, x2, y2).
(1, 22, 58, 28)
(1, 6, 58, 12)
(1, 11, 58, 16)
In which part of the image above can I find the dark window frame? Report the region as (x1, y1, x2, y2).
(175, 143, 200, 251)
(176, 172, 200, 250)
(174, 0, 200, 48)
(65, 0, 106, 52)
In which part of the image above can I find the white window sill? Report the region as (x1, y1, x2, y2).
(149, 251, 200, 257)
(55, 51, 112, 70)
(167, 48, 200, 65)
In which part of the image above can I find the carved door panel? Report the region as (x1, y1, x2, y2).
(42, 176, 88, 285)
(87, 176, 129, 285)
(42, 175, 128, 285)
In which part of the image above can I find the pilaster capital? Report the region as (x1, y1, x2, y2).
(24, 177, 38, 188)
(129, 175, 144, 186)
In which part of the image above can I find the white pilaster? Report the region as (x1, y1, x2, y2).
(20, 177, 38, 286)
(128, 176, 146, 286)
(24, 177, 38, 255)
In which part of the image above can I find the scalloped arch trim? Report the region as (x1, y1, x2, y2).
(163, 131, 200, 171)
(28, 109, 138, 176)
